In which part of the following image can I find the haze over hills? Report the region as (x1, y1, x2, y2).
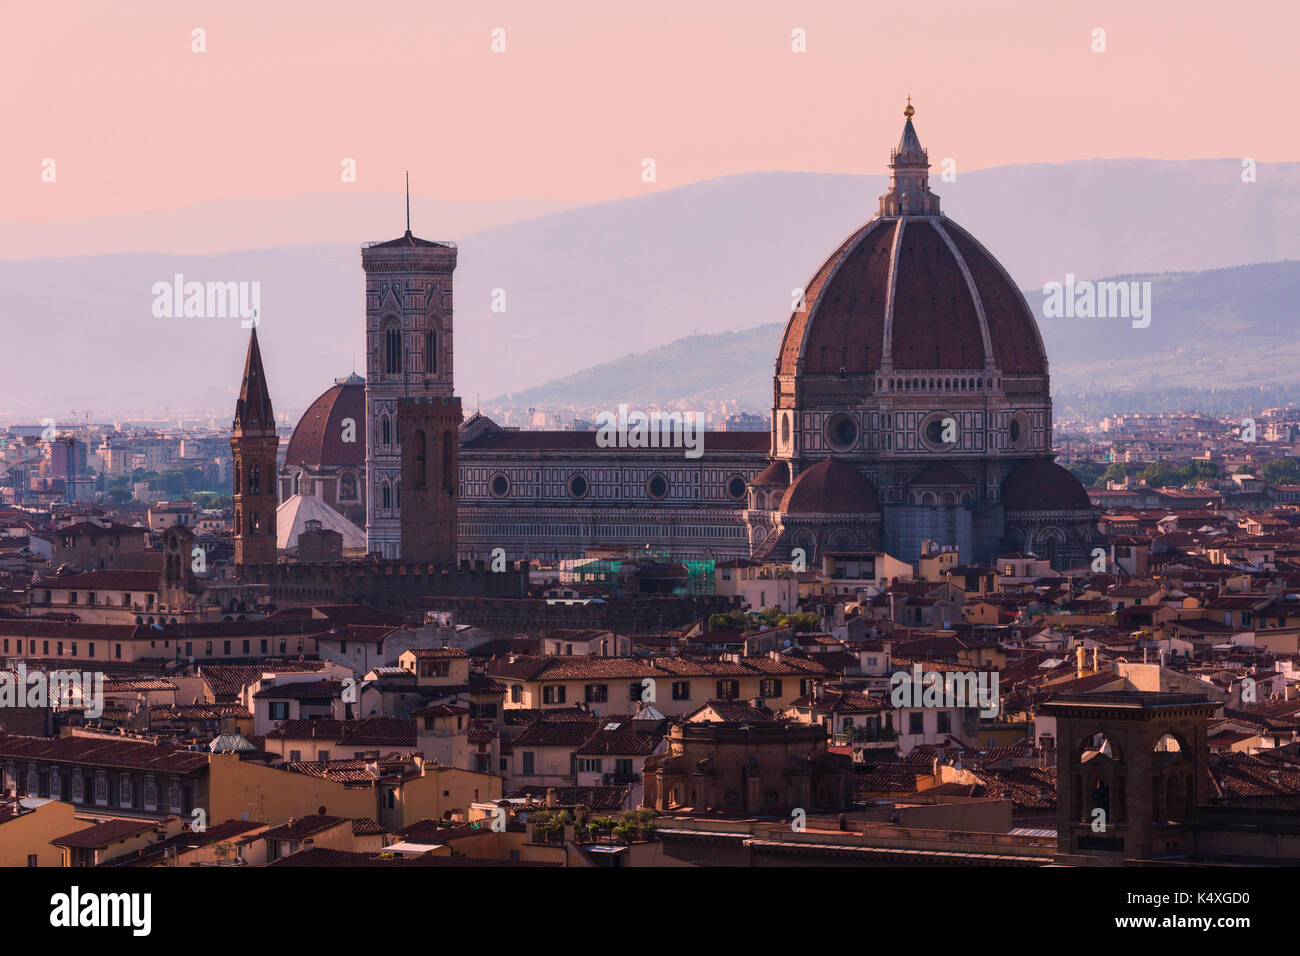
(486, 259, 1300, 418)
(0, 193, 580, 260)
(2, 158, 1298, 420)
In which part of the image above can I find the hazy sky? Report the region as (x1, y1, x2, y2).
(3, 0, 1294, 219)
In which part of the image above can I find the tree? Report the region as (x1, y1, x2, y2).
(1101, 462, 1129, 485)
(1263, 458, 1300, 485)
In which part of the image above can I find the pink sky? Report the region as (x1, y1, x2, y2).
(3, 0, 1294, 219)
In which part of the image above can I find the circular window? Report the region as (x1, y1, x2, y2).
(489, 473, 510, 498)
(920, 412, 959, 451)
(726, 475, 747, 500)
(567, 473, 589, 499)
(1009, 410, 1032, 451)
(646, 474, 669, 500)
(825, 412, 858, 452)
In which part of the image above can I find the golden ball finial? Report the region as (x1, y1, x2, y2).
(904, 95, 914, 119)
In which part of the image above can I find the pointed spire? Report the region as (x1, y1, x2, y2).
(233, 327, 275, 432)
(878, 97, 941, 217)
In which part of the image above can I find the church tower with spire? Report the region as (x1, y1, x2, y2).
(231, 327, 279, 570)
(361, 179, 458, 559)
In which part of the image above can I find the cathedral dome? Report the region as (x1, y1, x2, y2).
(284, 375, 366, 470)
(1001, 459, 1092, 512)
(776, 105, 1047, 383)
(779, 458, 880, 515)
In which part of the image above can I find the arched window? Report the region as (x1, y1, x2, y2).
(382, 482, 391, 510)
(425, 330, 436, 374)
(249, 465, 260, 495)
(394, 482, 401, 510)
(234, 465, 241, 495)
(381, 415, 391, 447)
(384, 325, 402, 375)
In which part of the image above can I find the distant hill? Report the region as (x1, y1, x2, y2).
(486, 260, 1300, 416)
(2, 158, 1299, 419)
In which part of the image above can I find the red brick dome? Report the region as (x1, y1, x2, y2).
(776, 108, 1046, 384)
(780, 458, 880, 515)
(284, 375, 366, 469)
(777, 217, 1046, 378)
(1001, 459, 1092, 512)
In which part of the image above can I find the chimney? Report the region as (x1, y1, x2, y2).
(545, 788, 557, 809)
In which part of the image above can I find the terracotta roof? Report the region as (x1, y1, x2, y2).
(200, 661, 328, 700)
(265, 718, 416, 747)
(489, 654, 833, 682)
(259, 815, 349, 841)
(103, 819, 265, 866)
(406, 646, 469, 659)
(252, 679, 344, 700)
(574, 717, 665, 756)
(51, 818, 157, 849)
(0, 733, 208, 774)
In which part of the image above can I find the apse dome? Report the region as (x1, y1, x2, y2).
(779, 458, 880, 515)
(1001, 459, 1093, 512)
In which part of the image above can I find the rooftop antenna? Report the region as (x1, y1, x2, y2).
(405, 170, 411, 236)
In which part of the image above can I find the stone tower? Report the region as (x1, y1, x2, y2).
(397, 393, 462, 562)
(361, 224, 457, 559)
(231, 327, 279, 570)
(1040, 691, 1217, 862)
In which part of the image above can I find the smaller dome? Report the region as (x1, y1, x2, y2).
(284, 378, 366, 469)
(780, 458, 880, 515)
(1002, 460, 1092, 512)
(751, 461, 790, 488)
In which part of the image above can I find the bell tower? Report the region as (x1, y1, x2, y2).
(397, 393, 462, 562)
(361, 182, 458, 559)
(231, 327, 279, 571)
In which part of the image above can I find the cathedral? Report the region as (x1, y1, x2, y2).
(267, 103, 1097, 572)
